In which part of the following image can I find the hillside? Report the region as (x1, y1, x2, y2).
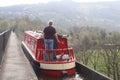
(0, 0, 120, 31)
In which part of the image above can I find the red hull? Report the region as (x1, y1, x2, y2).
(40, 68, 76, 77)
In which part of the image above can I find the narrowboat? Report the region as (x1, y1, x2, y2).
(21, 31, 76, 77)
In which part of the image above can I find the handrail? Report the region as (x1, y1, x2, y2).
(36, 48, 75, 63)
(0, 29, 11, 65)
(0, 29, 9, 35)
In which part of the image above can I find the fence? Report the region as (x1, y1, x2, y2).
(76, 61, 112, 80)
(0, 29, 11, 65)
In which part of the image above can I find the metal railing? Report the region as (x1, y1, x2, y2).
(0, 29, 11, 65)
(76, 61, 112, 80)
(36, 48, 75, 62)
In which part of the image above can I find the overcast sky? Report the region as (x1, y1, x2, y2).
(0, 0, 118, 7)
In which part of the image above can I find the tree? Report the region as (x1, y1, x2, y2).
(102, 44, 120, 80)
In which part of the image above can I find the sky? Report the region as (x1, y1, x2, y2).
(0, 0, 118, 7)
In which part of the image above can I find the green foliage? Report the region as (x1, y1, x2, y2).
(14, 16, 44, 40)
(0, 17, 14, 32)
(69, 26, 120, 80)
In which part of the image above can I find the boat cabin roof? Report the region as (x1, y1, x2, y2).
(25, 31, 43, 39)
(25, 31, 68, 39)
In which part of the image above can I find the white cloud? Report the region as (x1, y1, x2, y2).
(0, 0, 61, 6)
(0, 0, 117, 7)
(73, 0, 117, 2)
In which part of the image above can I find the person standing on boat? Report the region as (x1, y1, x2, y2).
(43, 21, 60, 61)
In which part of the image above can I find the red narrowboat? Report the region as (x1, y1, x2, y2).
(21, 31, 76, 77)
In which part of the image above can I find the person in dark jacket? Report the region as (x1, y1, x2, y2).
(43, 21, 60, 61)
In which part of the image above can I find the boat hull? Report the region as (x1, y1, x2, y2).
(40, 68, 76, 77)
(21, 42, 76, 77)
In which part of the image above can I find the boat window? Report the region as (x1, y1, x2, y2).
(27, 37, 30, 44)
(31, 40, 35, 50)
